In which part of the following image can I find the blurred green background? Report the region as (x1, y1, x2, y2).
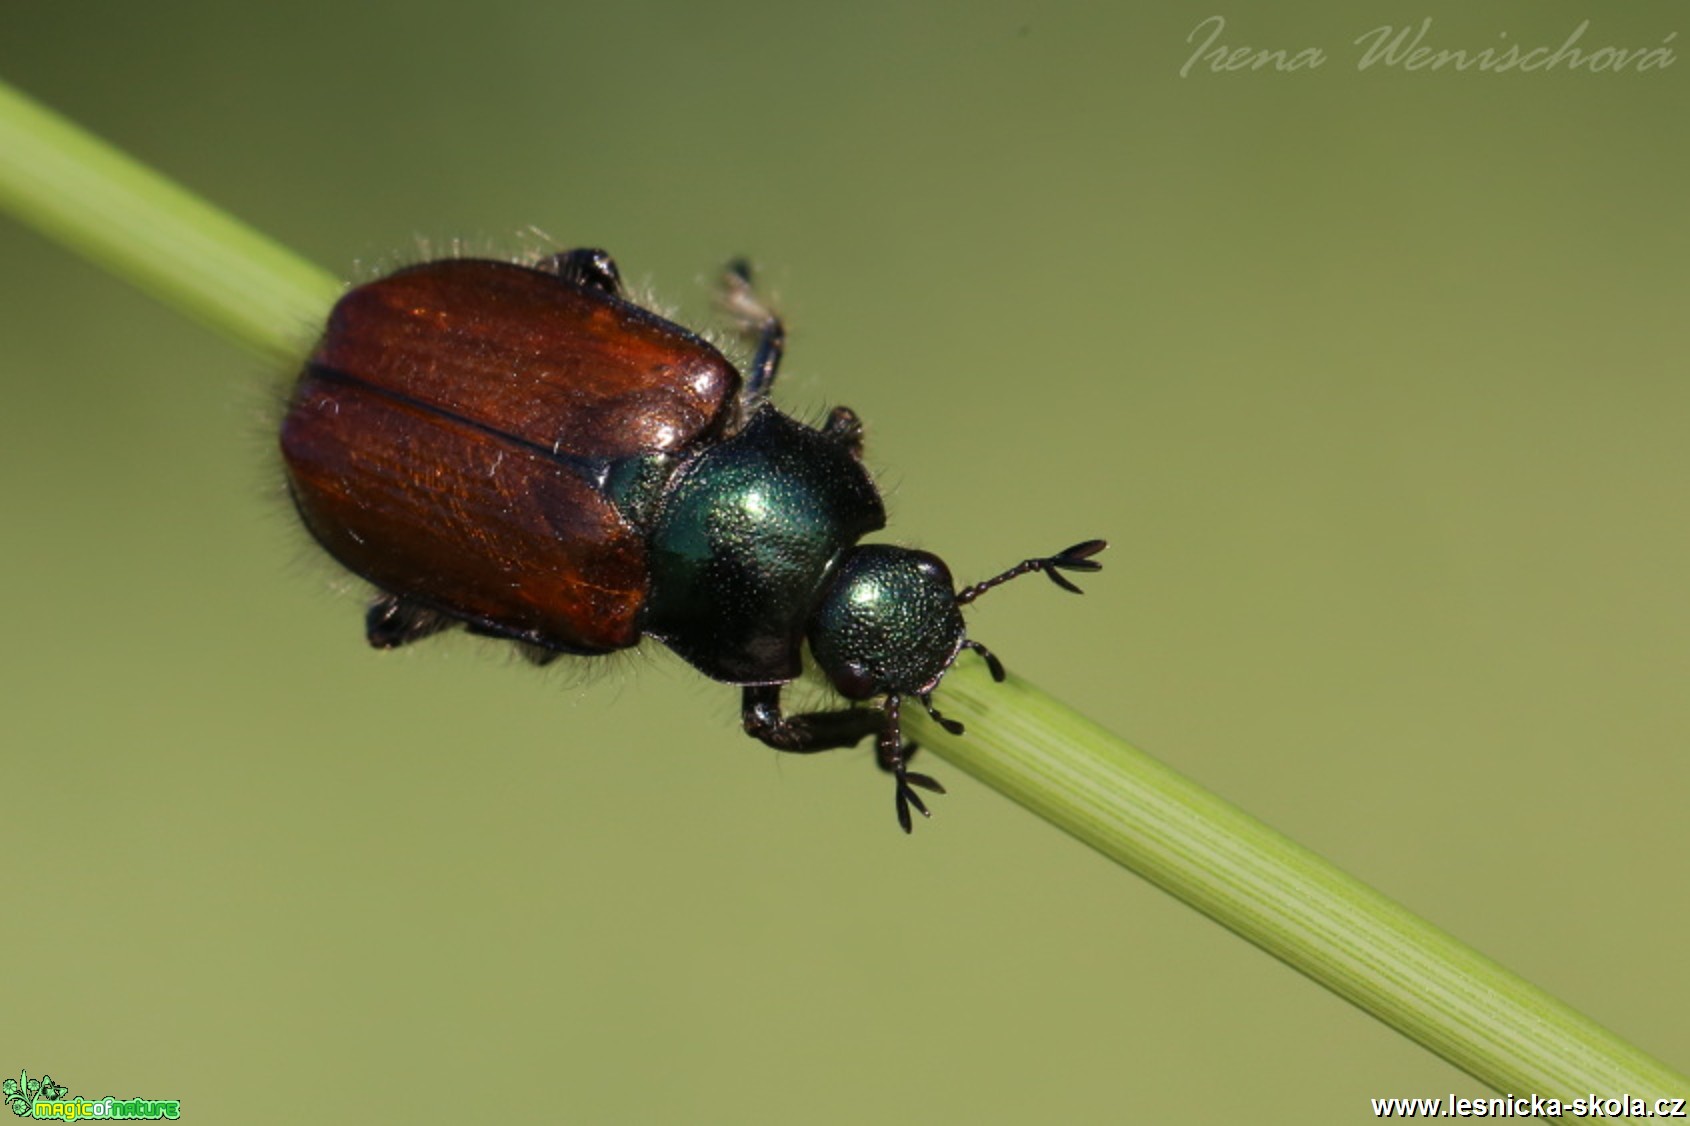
(3, 2, 1687, 1121)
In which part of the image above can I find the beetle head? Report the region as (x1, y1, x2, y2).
(808, 545, 966, 703)
(808, 538, 1106, 830)
(809, 537, 1107, 711)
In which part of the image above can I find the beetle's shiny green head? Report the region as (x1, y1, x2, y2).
(807, 545, 966, 701)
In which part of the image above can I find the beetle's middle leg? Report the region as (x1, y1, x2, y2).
(539, 248, 623, 296)
(821, 406, 864, 457)
(365, 594, 452, 649)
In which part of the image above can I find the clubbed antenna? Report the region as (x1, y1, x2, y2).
(955, 540, 1108, 605)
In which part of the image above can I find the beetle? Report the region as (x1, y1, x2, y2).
(279, 248, 1105, 830)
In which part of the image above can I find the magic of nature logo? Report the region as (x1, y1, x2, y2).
(4, 1070, 180, 1121)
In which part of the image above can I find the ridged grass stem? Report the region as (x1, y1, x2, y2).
(913, 663, 1686, 1097)
(0, 79, 339, 360)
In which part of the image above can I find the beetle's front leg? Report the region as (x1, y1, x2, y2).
(741, 686, 944, 832)
(741, 684, 880, 752)
(872, 694, 946, 832)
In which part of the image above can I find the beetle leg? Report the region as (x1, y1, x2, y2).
(874, 695, 947, 833)
(745, 318, 785, 401)
(741, 684, 881, 752)
(741, 687, 944, 832)
(517, 644, 564, 668)
(539, 248, 623, 296)
(822, 406, 865, 457)
(719, 259, 785, 400)
(365, 595, 453, 649)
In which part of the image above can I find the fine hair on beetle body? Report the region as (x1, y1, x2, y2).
(278, 247, 1106, 832)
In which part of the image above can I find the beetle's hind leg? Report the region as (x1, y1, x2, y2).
(719, 259, 785, 400)
(716, 262, 862, 456)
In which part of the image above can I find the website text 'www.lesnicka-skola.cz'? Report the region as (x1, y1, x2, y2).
(1370, 1093, 1688, 1118)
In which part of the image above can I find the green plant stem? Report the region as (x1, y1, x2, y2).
(913, 664, 1686, 1097)
(1, 74, 1683, 1099)
(0, 80, 339, 361)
